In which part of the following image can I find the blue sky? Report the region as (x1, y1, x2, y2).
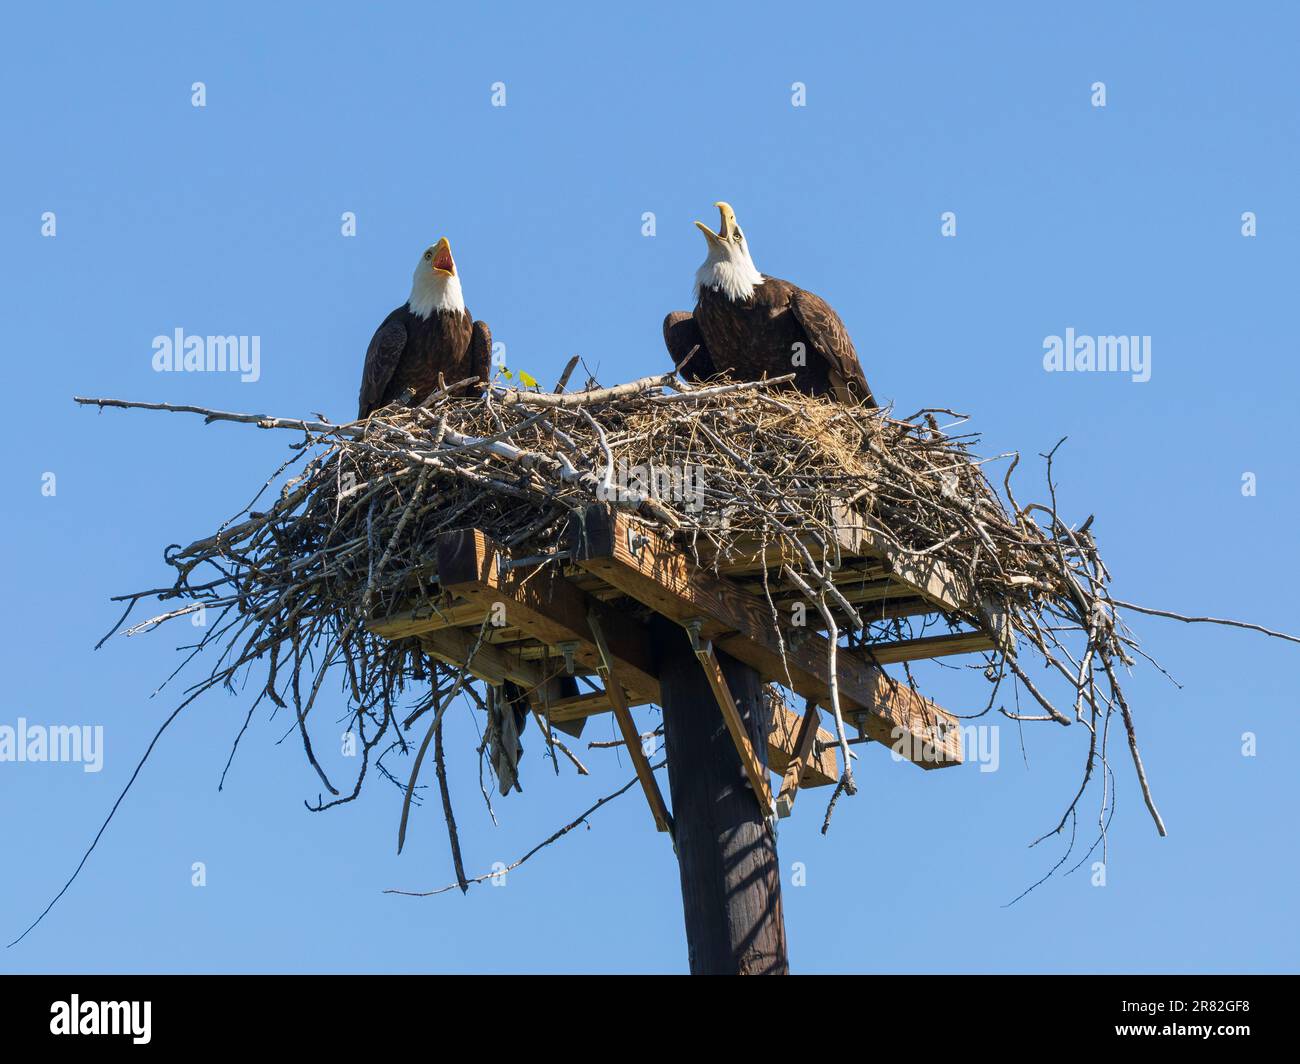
(2, 1, 1297, 973)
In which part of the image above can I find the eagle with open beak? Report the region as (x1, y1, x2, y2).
(357, 237, 493, 418)
(663, 202, 876, 406)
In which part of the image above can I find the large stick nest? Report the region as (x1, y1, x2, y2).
(90, 369, 1168, 885)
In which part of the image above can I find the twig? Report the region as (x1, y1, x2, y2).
(384, 761, 665, 897)
(1110, 599, 1300, 645)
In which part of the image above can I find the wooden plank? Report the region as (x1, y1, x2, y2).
(693, 641, 775, 815)
(680, 502, 1000, 644)
(690, 537, 811, 574)
(765, 697, 837, 788)
(753, 587, 945, 624)
(419, 627, 544, 688)
(865, 629, 997, 665)
(435, 529, 660, 703)
(568, 506, 962, 768)
(734, 572, 894, 601)
(847, 595, 941, 621)
(822, 502, 980, 616)
(547, 688, 649, 719)
(586, 611, 673, 834)
(603, 677, 673, 833)
(713, 630, 963, 766)
(433, 530, 837, 782)
(775, 702, 823, 818)
(545, 681, 659, 720)
(850, 512, 1012, 654)
(412, 620, 834, 783)
(693, 503, 875, 576)
(547, 684, 838, 788)
(369, 598, 487, 639)
(857, 528, 971, 614)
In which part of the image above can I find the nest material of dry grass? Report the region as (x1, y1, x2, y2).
(80, 369, 1171, 890)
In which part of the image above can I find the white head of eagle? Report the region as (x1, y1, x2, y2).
(408, 237, 466, 319)
(693, 201, 764, 301)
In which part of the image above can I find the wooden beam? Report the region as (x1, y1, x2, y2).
(545, 686, 838, 788)
(369, 598, 487, 639)
(858, 528, 971, 615)
(586, 611, 673, 834)
(775, 702, 823, 818)
(696, 503, 875, 576)
(419, 627, 543, 688)
(568, 506, 962, 768)
(547, 683, 838, 788)
(856, 533, 1013, 659)
(765, 696, 837, 788)
(706, 502, 1001, 643)
(751, 585, 977, 628)
(865, 628, 997, 665)
(693, 638, 775, 816)
(546, 688, 644, 721)
(413, 620, 834, 782)
(435, 529, 660, 702)
(433, 529, 839, 780)
(768, 500, 973, 613)
(734, 575, 915, 608)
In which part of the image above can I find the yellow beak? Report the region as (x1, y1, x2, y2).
(430, 236, 455, 276)
(694, 201, 738, 244)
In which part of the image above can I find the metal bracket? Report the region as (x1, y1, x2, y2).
(626, 527, 648, 558)
(555, 640, 579, 676)
(684, 617, 706, 655)
(497, 549, 572, 577)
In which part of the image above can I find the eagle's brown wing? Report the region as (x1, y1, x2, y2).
(789, 288, 875, 406)
(358, 316, 408, 418)
(662, 310, 718, 382)
(468, 319, 492, 396)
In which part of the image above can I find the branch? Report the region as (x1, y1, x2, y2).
(1111, 599, 1300, 646)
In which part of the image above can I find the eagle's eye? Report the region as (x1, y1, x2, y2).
(733, 231, 743, 243)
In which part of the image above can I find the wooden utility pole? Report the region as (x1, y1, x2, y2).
(653, 617, 788, 975)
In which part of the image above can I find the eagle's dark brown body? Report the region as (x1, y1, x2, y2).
(357, 305, 491, 418)
(664, 276, 875, 406)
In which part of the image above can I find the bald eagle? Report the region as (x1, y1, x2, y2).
(663, 202, 875, 406)
(358, 238, 492, 418)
